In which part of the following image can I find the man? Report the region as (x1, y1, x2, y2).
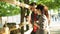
(29, 2, 39, 34)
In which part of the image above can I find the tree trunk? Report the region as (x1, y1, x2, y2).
(0, 17, 2, 24)
(20, 0, 29, 34)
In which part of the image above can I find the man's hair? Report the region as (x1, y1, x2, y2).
(30, 2, 36, 6)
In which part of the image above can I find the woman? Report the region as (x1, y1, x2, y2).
(34, 4, 49, 34)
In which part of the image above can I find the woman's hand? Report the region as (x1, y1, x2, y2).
(34, 21, 40, 29)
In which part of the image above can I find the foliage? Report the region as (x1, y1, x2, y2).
(0, 2, 20, 17)
(29, 0, 60, 9)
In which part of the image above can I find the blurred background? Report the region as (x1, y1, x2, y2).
(0, 0, 60, 34)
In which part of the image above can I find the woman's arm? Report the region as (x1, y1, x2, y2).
(34, 21, 40, 29)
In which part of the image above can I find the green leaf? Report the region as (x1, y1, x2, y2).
(0, 1, 20, 17)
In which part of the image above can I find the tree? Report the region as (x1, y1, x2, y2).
(29, 0, 60, 9)
(19, 0, 29, 34)
(0, 2, 20, 24)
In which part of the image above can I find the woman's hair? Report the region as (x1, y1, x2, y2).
(36, 4, 44, 14)
(36, 4, 49, 18)
(36, 4, 44, 11)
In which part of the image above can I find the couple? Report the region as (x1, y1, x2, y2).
(30, 2, 50, 34)
(17, 2, 50, 34)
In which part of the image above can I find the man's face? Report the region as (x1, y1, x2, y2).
(31, 6, 38, 14)
(30, 6, 36, 12)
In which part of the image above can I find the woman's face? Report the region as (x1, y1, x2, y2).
(36, 9, 41, 15)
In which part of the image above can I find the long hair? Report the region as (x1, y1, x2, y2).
(36, 4, 50, 25)
(43, 6, 49, 19)
(36, 4, 44, 14)
(36, 4, 49, 18)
